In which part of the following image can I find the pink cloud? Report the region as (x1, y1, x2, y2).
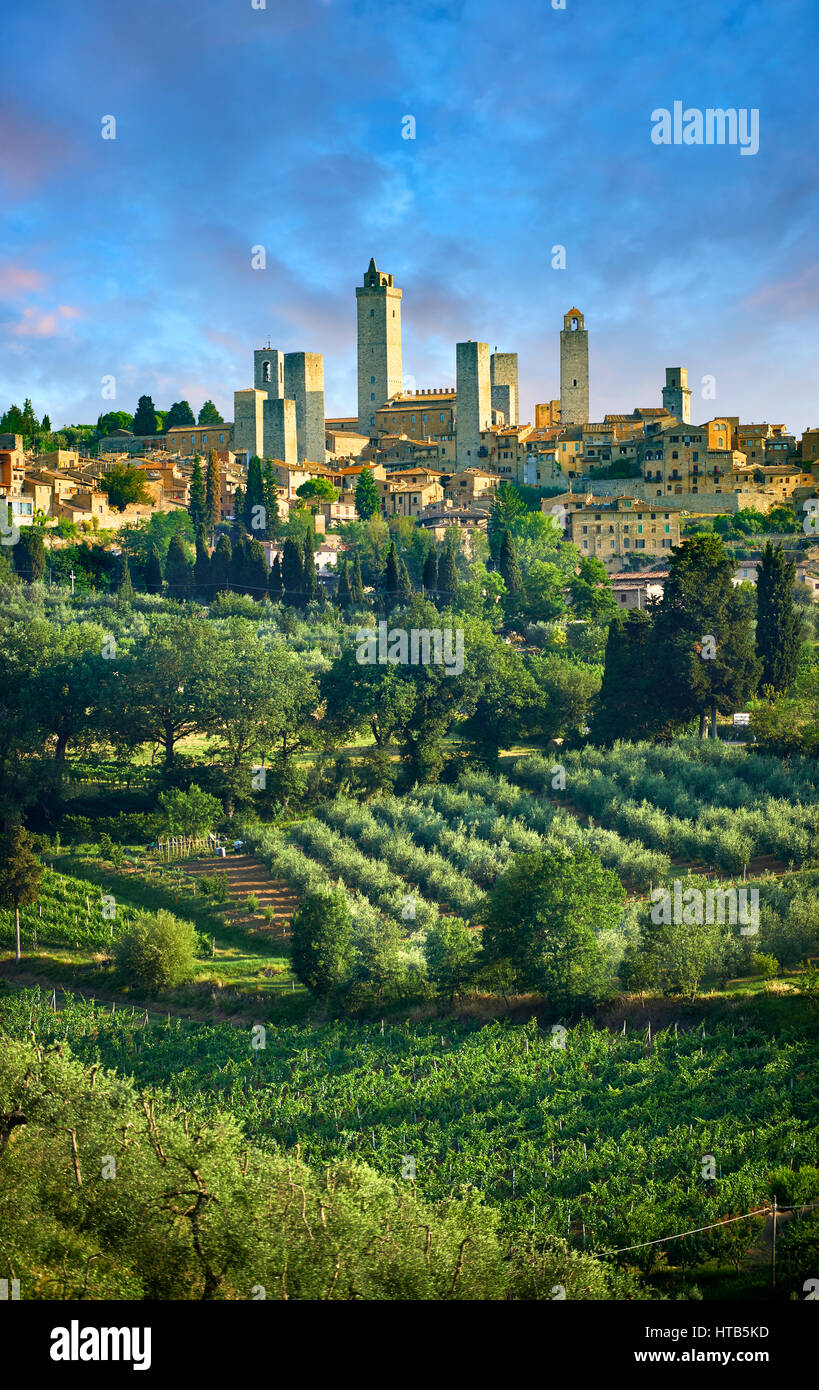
(742, 263, 819, 317)
(0, 100, 76, 197)
(11, 304, 81, 337)
(0, 264, 48, 295)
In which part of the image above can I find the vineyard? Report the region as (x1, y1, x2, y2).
(4, 991, 818, 1278)
(0, 865, 141, 952)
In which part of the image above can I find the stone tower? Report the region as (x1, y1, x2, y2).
(254, 348, 285, 399)
(662, 367, 691, 425)
(283, 352, 325, 464)
(559, 308, 589, 425)
(456, 341, 491, 471)
(490, 351, 518, 426)
(233, 388, 266, 458)
(263, 397, 297, 464)
(356, 258, 403, 436)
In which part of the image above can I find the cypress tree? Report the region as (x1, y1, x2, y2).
(498, 530, 522, 594)
(397, 556, 413, 601)
(302, 531, 319, 603)
(165, 534, 193, 598)
(145, 543, 163, 595)
(350, 552, 365, 604)
(13, 528, 45, 583)
(116, 553, 134, 602)
(282, 537, 304, 604)
(244, 456, 265, 533)
(193, 525, 211, 599)
(233, 484, 244, 524)
(244, 537, 269, 599)
(590, 610, 660, 743)
(132, 395, 158, 436)
(756, 540, 801, 693)
(422, 548, 438, 595)
(383, 540, 400, 604)
(336, 555, 351, 608)
(211, 534, 232, 595)
(437, 543, 458, 601)
(269, 552, 283, 601)
(205, 449, 220, 535)
(230, 536, 248, 594)
(355, 466, 380, 521)
(189, 454, 206, 530)
(262, 460, 280, 538)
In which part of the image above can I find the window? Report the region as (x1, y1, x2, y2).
(635, 539, 646, 549)
(262, 361, 271, 383)
(440, 413, 445, 423)
(370, 309, 374, 317)
(202, 435, 207, 445)
(371, 393, 375, 401)
(672, 451, 678, 459)
(370, 376, 375, 384)
(220, 433, 224, 444)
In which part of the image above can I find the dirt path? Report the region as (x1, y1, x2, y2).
(182, 855, 300, 938)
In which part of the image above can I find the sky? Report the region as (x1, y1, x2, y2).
(1, 0, 818, 434)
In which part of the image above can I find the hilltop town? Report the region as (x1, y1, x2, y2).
(3, 259, 818, 603)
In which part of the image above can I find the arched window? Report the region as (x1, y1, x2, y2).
(262, 360, 271, 383)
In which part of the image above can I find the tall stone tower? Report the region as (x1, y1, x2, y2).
(456, 341, 491, 471)
(559, 308, 589, 425)
(662, 367, 691, 425)
(283, 352, 325, 464)
(490, 351, 518, 426)
(356, 258, 403, 436)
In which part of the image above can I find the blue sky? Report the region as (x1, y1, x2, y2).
(1, 0, 818, 433)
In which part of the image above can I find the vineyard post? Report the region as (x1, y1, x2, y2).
(771, 1195, 777, 1288)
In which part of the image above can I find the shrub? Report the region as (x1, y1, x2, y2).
(114, 909, 197, 991)
(751, 952, 779, 979)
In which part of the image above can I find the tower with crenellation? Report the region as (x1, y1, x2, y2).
(356, 258, 403, 437)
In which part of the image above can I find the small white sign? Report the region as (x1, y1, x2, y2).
(733, 712, 750, 726)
